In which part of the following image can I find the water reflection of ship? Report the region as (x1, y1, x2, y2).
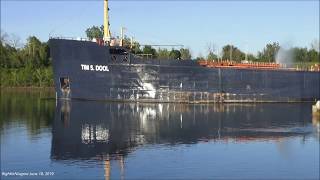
(51, 100, 314, 179)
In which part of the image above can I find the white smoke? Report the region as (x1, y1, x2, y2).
(275, 43, 294, 67)
(276, 48, 293, 65)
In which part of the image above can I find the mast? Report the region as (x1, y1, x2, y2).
(103, 0, 111, 41)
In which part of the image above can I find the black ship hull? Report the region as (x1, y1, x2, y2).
(49, 39, 320, 103)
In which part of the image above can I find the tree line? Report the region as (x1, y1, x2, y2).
(201, 42, 319, 64)
(1, 32, 53, 87)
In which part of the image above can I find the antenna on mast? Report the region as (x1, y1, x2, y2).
(103, 0, 111, 42)
(120, 27, 126, 47)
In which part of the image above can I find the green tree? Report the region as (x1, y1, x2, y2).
(206, 42, 217, 61)
(257, 42, 280, 62)
(0, 32, 53, 87)
(247, 54, 257, 61)
(180, 48, 192, 60)
(0, 43, 13, 68)
(222, 45, 245, 62)
(23, 36, 50, 68)
(308, 49, 319, 62)
(169, 49, 181, 60)
(291, 47, 308, 62)
(207, 52, 218, 61)
(85, 25, 104, 40)
(0, 42, 7, 68)
(142, 45, 157, 58)
(131, 43, 142, 54)
(157, 48, 170, 59)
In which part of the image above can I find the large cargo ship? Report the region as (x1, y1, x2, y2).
(49, 0, 320, 103)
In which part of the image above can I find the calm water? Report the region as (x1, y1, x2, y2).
(1, 90, 319, 179)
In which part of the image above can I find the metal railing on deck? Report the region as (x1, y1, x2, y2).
(197, 60, 320, 72)
(49, 36, 91, 41)
(198, 60, 280, 70)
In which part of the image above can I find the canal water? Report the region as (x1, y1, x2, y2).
(1, 90, 319, 179)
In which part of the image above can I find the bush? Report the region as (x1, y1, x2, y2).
(0, 67, 54, 87)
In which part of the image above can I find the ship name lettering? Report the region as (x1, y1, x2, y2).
(81, 64, 90, 71)
(95, 65, 109, 72)
(81, 64, 109, 72)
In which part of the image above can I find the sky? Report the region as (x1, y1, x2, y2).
(1, 0, 319, 57)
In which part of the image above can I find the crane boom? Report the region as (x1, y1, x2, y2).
(103, 0, 111, 41)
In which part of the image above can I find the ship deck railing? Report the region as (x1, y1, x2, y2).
(197, 60, 320, 72)
(49, 36, 91, 42)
